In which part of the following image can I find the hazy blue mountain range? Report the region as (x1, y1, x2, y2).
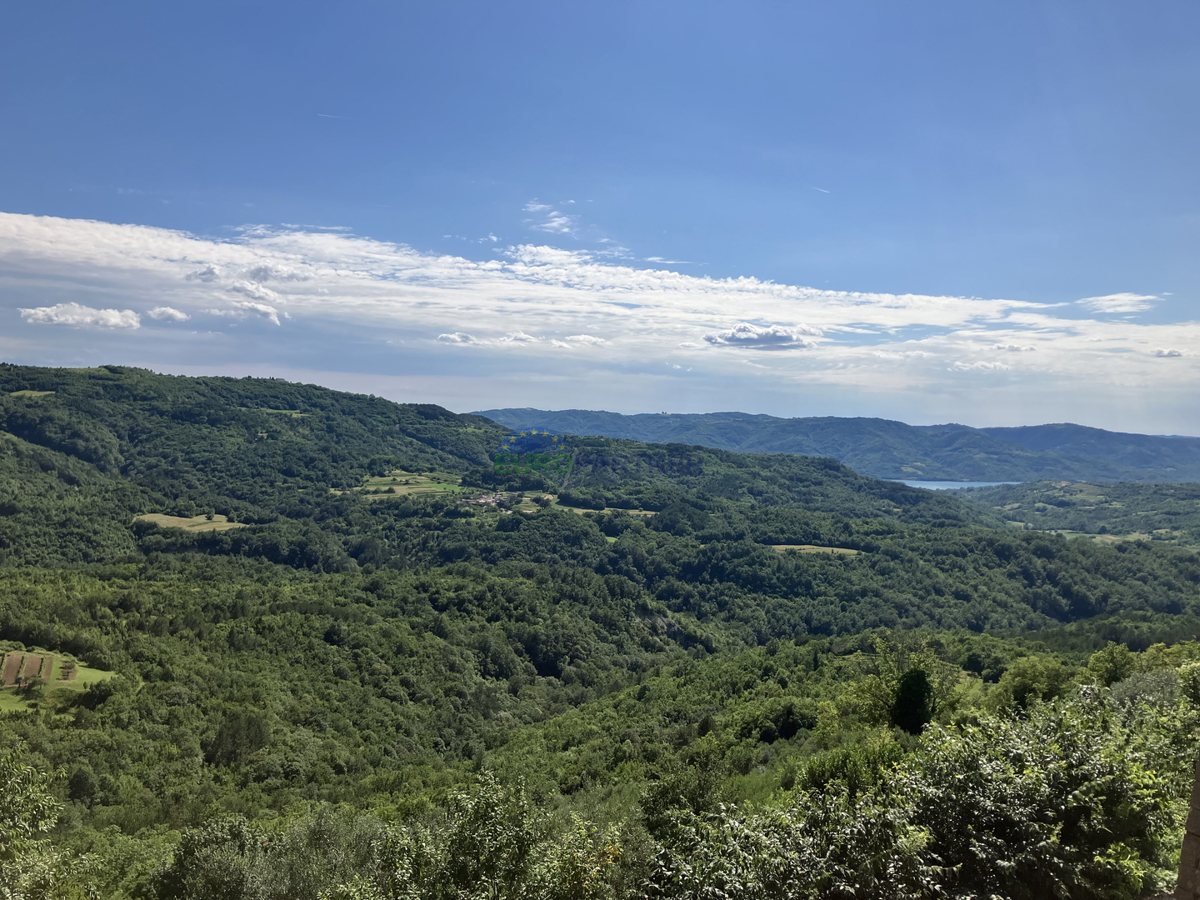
(474, 408, 1200, 483)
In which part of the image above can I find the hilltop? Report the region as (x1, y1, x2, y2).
(0, 364, 989, 567)
(475, 407, 1200, 483)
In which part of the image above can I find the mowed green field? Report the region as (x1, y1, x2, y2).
(338, 470, 469, 499)
(134, 513, 248, 532)
(0, 648, 114, 714)
(1053, 529, 1168, 545)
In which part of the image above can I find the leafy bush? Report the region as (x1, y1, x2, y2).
(645, 692, 1179, 900)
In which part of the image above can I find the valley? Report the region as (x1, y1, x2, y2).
(0, 364, 1197, 899)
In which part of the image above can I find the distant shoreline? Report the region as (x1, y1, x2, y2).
(894, 480, 1022, 490)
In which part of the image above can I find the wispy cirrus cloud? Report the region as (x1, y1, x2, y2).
(550, 334, 607, 349)
(524, 200, 577, 235)
(1078, 292, 1158, 313)
(0, 211, 1197, 431)
(952, 359, 1011, 372)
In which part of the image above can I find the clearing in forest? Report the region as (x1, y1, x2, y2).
(0, 647, 114, 713)
(1055, 529, 1164, 545)
(548, 497, 656, 516)
(135, 513, 248, 532)
(8, 390, 55, 397)
(238, 407, 309, 417)
(770, 544, 861, 555)
(337, 470, 468, 499)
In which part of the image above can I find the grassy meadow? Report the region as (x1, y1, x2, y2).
(134, 513, 248, 532)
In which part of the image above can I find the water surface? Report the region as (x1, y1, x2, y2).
(896, 480, 1022, 490)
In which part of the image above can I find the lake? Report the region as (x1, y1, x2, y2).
(894, 480, 1021, 490)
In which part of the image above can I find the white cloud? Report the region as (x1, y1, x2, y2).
(148, 306, 190, 321)
(187, 264, 222, 282)
(229, 281, 280, 304)
(240, 264, 308, 282)
(524, 200, 577, 235)
(552, 334, 606, 349)
(1, 212, 1198, 418)
(19, 302, 140, 329)
(230, 300, 282, 325)
(1155, 348, 1183, 358)
(1078, 293, 1158, 314)
(952, 360, 1011, 371)
(703, 322, 821, 350)
(873, 350, 931, 359)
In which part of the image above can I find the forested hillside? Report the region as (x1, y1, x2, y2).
(477, 407, 1200, 483)
(2, 364, 1200, 899)
(956, 480, 1200, 548)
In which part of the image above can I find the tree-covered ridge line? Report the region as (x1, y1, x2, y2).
(0, 363, 981, 516)
(0, 362, 507, 501)
(515, 436, 990, 525)
(0, 362, 1005, 571)
(478, 406, 1200, 483)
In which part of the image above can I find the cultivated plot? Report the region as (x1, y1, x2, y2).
(0, 646, 114, 713)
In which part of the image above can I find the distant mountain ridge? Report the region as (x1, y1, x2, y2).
(473, 408, 1200, 483)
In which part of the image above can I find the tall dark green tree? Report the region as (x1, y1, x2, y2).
(890, 668, 935, 735)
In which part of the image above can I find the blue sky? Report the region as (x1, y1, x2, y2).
(1, 1, 1198, 432)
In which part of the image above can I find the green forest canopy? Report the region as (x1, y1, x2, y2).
(1, 364, 1199, 899)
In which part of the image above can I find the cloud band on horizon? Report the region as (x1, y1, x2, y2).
(0, 211, 1196, 428)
